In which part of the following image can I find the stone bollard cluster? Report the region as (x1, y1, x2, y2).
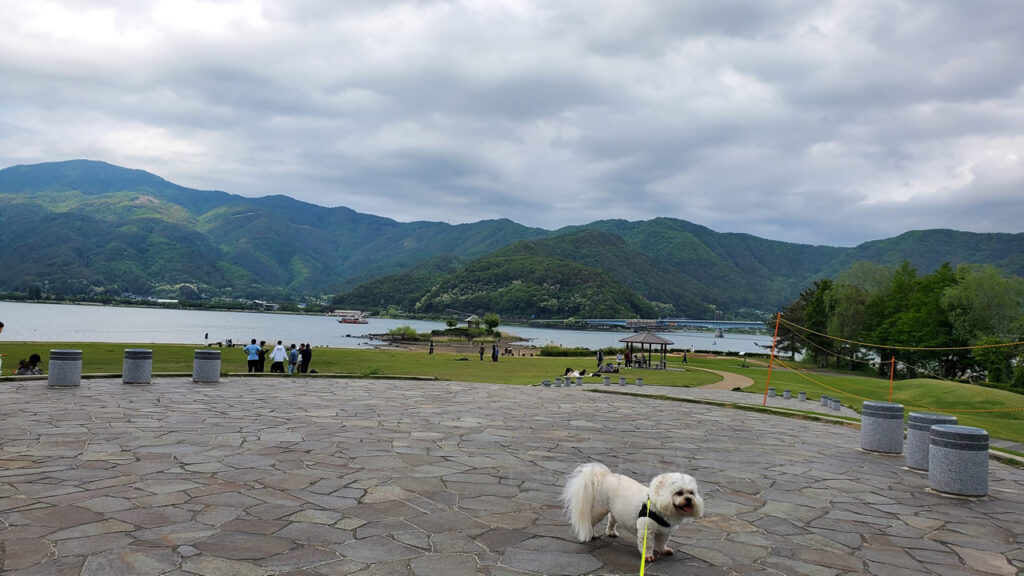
(47, 349, 83, 388)
(123, 348, 153, 385)
(192, 350, 221, 384)
(906, 412, 957, 471)
(860, 401, 904, 454)
(929, 425, 988, 496)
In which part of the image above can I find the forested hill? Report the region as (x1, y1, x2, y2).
(0, 160, 549, 299)
(1, 160, 1022, 316)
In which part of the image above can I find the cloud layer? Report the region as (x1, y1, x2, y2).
(2, 0, 1023, 245)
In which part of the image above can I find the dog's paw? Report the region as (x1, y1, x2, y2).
(604, 529, 618, 538)
(660, 547, 674, 556)
(645, 553, 656, 562)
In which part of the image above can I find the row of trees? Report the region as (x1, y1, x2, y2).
(775, 262, 1024, 387)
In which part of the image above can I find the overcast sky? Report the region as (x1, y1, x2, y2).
(2, 1, 1023, 246)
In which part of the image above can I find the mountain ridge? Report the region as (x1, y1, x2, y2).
(2, 160, 1021, 317)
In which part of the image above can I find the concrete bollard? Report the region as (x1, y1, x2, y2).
(636, 377, 644, 386)
(192, 350, 221, 384)
(768, 387, 775, 398)
(123, 348, 153, 385)
(576, 376, 583, 386)
(820, 395, 830, 406)
(860, 401, 904, 454)
(929, 425, 988, 497)
(798, 391, 807, 401)
(906, 412, 958, 471)
(541, 379, 551, 387)
(47, 349, 83, 388)
(554, 377, 562, 387)
(830, 398, 841, 411)
(618, 376, 626, 386)
(783, 389, 791, 399)
(602, 376, 610, 386)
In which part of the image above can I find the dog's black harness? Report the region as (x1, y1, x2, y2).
(638, 499, 671, 527)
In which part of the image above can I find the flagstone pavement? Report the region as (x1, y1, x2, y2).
(0, 376, 1021, 575)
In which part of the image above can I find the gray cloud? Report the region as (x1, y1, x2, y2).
(2, 0, 1023, 246)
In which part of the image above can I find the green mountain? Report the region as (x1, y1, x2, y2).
(2, 160, 1021, 317)
(0, 160, 549, 299)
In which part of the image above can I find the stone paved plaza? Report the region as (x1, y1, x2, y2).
(1, 376, 1022, 575)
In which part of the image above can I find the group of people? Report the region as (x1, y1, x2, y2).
(1, 321, 45, 375)
(478, 344, 501, 362)
(242, 339, 313, 374)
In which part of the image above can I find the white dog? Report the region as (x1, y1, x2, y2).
(561, 462, 704, 562)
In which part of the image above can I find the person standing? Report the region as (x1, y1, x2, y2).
(257, 340, 267, 372)
(269, 340, 287, 373)
(597, 349, 604, 369)
(491, 344, 498, 362)
(429, 341, 434, 355)
(243, 338, 261, 373)
(478, 344, 485, 361)
(287, 344, 299, 374)
(299, 343, 312, 373)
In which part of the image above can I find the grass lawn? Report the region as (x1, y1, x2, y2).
(3, 343, 1022, 442)
(0, 342, 719, 387)
(683, 356, 1024, 444)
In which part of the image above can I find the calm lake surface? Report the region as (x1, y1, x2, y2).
(0, 301, 771, 353)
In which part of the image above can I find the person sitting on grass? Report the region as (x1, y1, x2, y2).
(16, 353, 44, 375)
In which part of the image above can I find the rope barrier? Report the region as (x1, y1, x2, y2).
(778, 317, 1024, 351)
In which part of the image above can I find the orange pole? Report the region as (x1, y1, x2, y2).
(888, 356, 895, 402)
(763, 312, 781, 406)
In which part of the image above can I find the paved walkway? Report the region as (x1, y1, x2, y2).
(1, 377, 1022, 575)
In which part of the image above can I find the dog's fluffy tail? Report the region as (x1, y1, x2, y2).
(561, 462, 609, 542)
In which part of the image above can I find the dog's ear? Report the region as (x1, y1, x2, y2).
(649, 473, 671, 496)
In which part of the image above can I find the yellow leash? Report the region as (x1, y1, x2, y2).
(639, 495, 651, 575)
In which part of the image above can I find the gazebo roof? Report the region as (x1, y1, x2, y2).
(619, 332, 674, 345)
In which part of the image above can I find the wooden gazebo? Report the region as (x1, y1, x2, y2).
(619, 332, 674, 369)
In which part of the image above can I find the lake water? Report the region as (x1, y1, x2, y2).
(0, 301, 771, 354)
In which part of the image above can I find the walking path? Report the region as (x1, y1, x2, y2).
(1, 376, 1022, 575)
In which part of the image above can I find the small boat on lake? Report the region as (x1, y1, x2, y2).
(330, 309, 369, 324)
(338, 315, 368, 324)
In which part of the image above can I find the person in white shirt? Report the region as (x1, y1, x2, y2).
(269, 340, 288, 373)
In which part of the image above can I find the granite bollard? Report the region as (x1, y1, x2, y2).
(576, 376, 583, 386)
(906, 412, 958, 471)
(768, 387, 775, 398)
(554, 377, 562, 387)
(47, 349, 82, 388)
(123, 348, 153, 385)
(860, 401, 904, 454)
(636, 377, 643, 386)
(192, 350, 221, 384)
(929, 425, 988, 496)
(820, 395, 830, 406)
(783, 389, 791, 399)
(602, 376, 610, 386)
(541, 379, 551, 387)
(798, 391, 807, 401)
(830, 398, 841, 411)
(618, 376, 626, 386)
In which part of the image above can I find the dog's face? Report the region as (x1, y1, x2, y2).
(650, 472, 704, 520)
